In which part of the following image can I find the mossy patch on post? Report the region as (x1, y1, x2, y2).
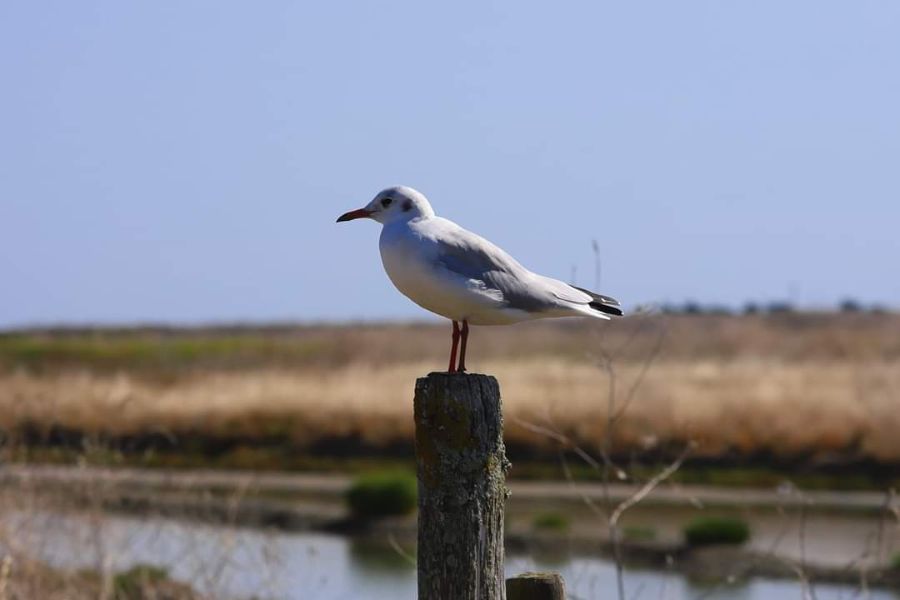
(345, 470, 417, 519)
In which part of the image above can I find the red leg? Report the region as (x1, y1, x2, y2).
(448, 321, 460, 373)
(458, 320, 469, 373)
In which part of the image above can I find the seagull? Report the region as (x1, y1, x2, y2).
(337, 186, 622, 373)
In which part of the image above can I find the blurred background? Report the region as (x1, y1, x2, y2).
(1, 2, 899, 599)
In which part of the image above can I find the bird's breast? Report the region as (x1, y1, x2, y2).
(379, 230, 483, 321)
(379, 237, 441, 305)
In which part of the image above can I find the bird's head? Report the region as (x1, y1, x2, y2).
(336, 186, 435, 225)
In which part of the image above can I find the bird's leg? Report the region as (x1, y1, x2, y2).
(457, 320, 469, 373)
(448, 321, 460, 373)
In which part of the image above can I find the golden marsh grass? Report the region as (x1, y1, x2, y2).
(2, 313, 899, 464)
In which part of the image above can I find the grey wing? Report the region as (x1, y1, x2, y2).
(432, 230, 517, 279)
(430, 228, 569, 313)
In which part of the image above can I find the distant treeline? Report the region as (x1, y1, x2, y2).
(660, 299, 890, 316)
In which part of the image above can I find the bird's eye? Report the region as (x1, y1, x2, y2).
(381, 198, 393, 208)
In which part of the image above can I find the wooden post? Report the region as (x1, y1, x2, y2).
(506, 572, 566, 600)
(414, 372, 510, 600)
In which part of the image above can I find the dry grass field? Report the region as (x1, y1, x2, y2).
(1, 312, 899, 474)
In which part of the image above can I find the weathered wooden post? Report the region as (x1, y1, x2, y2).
(414, 372, 510, 600)
(506, 572, 566, 600)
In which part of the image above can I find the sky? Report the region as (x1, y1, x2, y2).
(1, 1, 899, 327)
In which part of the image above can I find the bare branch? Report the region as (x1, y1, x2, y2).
(609, 443, 694, 529)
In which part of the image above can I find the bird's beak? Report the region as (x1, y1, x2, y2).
(336, 208, 373, 223)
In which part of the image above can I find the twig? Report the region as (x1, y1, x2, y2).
(387, 533, 417, 567)
(609, 444, 694, 530)
(609, 444, 693, 600)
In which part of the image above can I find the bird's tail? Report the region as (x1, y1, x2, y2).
(572, 286, 623, 317)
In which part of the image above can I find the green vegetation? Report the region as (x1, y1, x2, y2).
(531, 512, 570, 531)
(622, 525, 657, 542)
(891, 552, 900, 570)
(683, 516, 750, 547)
(112, 564, 170, 599)
(0, 332, 329, 375)
(345, 470, 417, 519)
(2, 561, 198, 600)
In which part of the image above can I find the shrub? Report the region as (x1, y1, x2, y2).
(531, 512, 570, 531)
(683, 516, 750, 547)
(767, 301, 794, 314)
(891, 553, 900, 570)
(346, 470, 417, 519)
(839, 298, 862, 313)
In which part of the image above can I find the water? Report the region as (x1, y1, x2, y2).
(4, 510, 898, 600)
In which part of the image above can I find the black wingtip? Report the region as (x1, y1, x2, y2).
(591, 301, 624, 317)
(573, 285, 624, 317)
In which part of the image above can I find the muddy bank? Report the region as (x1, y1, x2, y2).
(9, 427, 900, 491)
(3, 465, 892, 514)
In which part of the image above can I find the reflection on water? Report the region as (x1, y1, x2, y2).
(2, 510, 897, 600)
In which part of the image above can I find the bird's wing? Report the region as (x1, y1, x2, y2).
(540, 276, 594, 305)
(424, 219, 576, 313)
(430, 224, 521, 279)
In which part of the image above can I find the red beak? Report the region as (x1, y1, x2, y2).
(336, 208, 373, 223)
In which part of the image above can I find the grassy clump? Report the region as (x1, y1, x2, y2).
(622, 525, 657, 542)
(112, 564, 170, 599)
(531, 512, 570, 531)
(346, 470, 417, 519)
(683, 516, 750, 547)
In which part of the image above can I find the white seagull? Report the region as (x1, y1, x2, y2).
(337, 186, 622, 373)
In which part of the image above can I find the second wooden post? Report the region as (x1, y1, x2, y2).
(414, 372, 510, 600)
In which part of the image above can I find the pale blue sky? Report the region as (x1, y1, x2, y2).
(2, 1, 898, 327)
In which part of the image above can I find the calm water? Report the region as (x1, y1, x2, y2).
(5, 510, 898, 600)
